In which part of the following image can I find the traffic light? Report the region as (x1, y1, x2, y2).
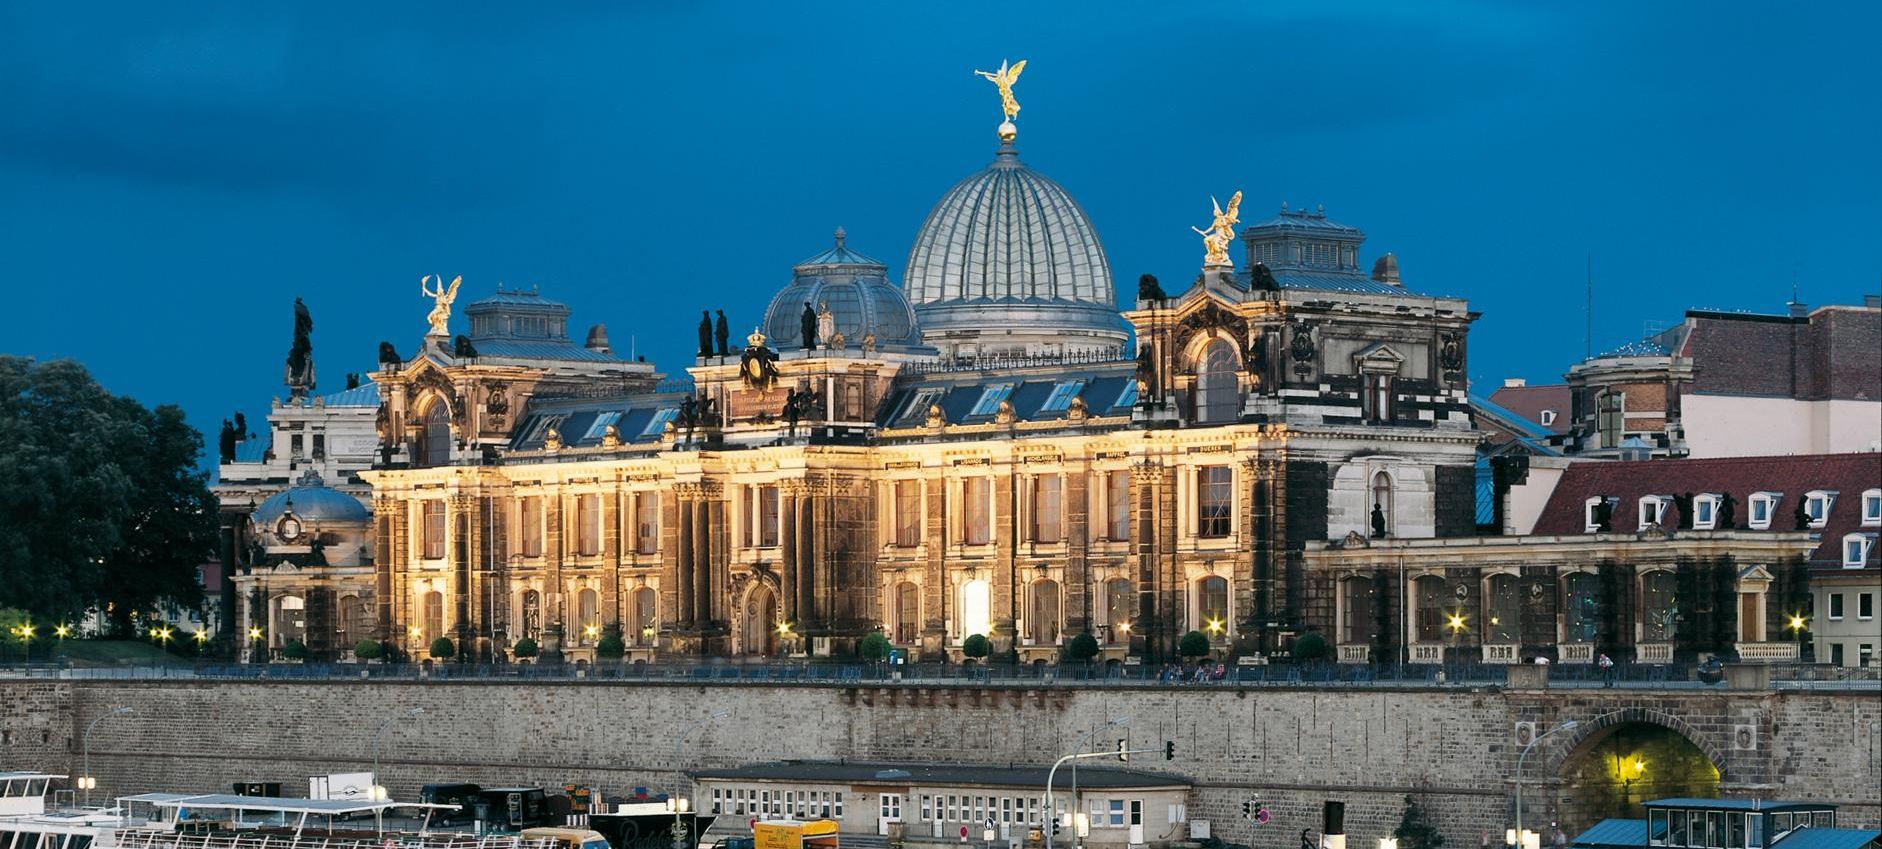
(1164, 741, 1175, 760)
(1117, 739, 1129, 762)
(1243, 801, 1251, 816)
(1052, 817, 1062, 837)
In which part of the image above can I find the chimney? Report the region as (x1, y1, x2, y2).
(1503, 378, 1528, 389)
(1788, 301, 1809, 318)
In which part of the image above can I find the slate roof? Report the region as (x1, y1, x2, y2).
(508, 392, 692, 450)
(1472, 392, 1554, 441)
(233, 431, 271, 463)
(1530, 453, 1882, 568)
(877, 360, 1138, 429)
(693, 761, 1188, 790)
(319, 381, 381, 407)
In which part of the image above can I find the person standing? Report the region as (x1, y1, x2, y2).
(1598, 652, 1616, 687)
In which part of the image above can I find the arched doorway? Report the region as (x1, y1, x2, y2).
(743, 585, 779, 655)
(1553, 721, 1722, 833)
(418, 401, 451, 467)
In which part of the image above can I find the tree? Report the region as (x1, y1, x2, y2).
(1392, 796, 1445, 849)
(1179, 630, 1212, 659)
(1064, 631, 1100, 662)
(354, 639, 384, 661)
(428, 636, 455, 659)
(860, 632, 892, 662)
(513, 637, 539, 659)
(962, 633, 991, 660)
(0, 357, 216, 629)
(595, 632, 627, 660)
(1294, 631, 1329, 662)
(282, 640, 309, 660)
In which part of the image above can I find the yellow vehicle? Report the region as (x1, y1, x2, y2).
(752, 819, 839, 849)
(521, 827, 612, 849)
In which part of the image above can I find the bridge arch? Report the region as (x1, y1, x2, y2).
(1536, 708, 1726, 833)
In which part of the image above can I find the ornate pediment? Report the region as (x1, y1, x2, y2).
(1352, 342, 1406, 375)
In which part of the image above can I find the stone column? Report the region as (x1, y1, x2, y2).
(676, 494, 696, 626)
(449, 493, 477, 657)
(1132, 461, 1174, 663)
(796, 480, 818, 624)
(693, 488, 713, 630)
(780, 483, 800, 622)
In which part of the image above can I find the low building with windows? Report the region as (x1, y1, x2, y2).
(1571, 797, 1880, 849)
(692, 761, 1193, 848)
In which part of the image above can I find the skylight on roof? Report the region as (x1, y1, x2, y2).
(1114, 381, 1138, 410)
(642, 408, 680, 437)
(900, 388, 945, 426)
(969, 383, 1015, 417)
(1039, 380, 1085, 413)
(583, 411, 624, 441)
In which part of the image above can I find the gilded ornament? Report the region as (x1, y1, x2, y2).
(421, 274, 462, 337)
(1191, 191, 1242, 267)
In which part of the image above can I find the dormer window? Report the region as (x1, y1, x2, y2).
(1693, 494, 1721, 530)
(1039, 380, 1086, 413)
(1584, 496, 1616, 532)
(1639, 495, 1670, 528)
(1748, 492, 1780, 530)
(970, 383, 1015, 417)
(1844, 534, 1876, 568)
(1805, 490, 1837, 528)
(1863, 489, 1882, 527)
(1539, 410, 1557, 426)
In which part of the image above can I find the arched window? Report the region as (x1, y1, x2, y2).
(273, 594, 307, 648)
(1104, 578, 1133, 645)
(419, 401, 452, 467)
(1413, 575, 1447, 642)
(1196, 339, 1240, 424)
(1370, 472, 1394, 537)
(632, 586, 658, 646)
(893, 582, 920, 644)
(519, 590, 542, 641)
(1341, 577, 1377, 646)
(576, 588, 599, 645)
(1484, 575, 1519, 644)
(337, 593, 359, 642)
(1196, 576, 1229, 636)
(1028, 580, 1061, 644)
(959, 579, 991, 641)
(1641, 571, 1678, 642)
(422, 590, 445, 647)
(1563, 572, 1598, 643)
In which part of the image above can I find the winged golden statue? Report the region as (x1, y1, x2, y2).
(422, 274, 462, 336)
(974, 58, 1027, 123)
(1191, 191, 1243, 267)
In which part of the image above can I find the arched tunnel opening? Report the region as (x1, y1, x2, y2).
(1547, 722, 1723, 833)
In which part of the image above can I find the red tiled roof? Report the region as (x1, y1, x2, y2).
(1532, 453, 1882, 569)
(1488, 384, 1572, 434)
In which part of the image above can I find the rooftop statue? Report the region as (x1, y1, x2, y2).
(284, 297, 315, 400)
(974, 58, 1026, 135)
(1191, 191, 1242, 267)
(421, 274, 462, 337)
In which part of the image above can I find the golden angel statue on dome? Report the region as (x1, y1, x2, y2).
(421, 274, 462, 336)
(974, 58, 1027, 122)
(1191, 191, 1243, 267)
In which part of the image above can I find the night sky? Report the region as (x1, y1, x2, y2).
(5, 2, 1878, 458)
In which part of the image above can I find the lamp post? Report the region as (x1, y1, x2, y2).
(81, 706, 134, 807)
(1068, 716, 1130, 849)
(1514, 719, 1578, 847)
(371, 707, 425, 801)
(672, 710, 731, 849)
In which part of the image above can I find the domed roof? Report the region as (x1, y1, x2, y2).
(253, 470, 370, 526)
(903, 139, 1127, 347)
(762, 229, 931, 352)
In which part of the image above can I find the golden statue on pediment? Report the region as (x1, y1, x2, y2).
(422, 274, 462, 337)
(1192, 191, 1242, 267)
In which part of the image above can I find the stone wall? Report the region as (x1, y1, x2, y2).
(8, 681, 1878, 849)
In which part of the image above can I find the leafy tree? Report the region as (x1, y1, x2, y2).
(1294, 631, 1329, 662)
(1392, 796, 1444, 849)
(282, 640, 309, 660)
(860, 632, 892, 661)
(595, 632, 627, 660)
(1064, 631, 1100, 662)
(512, 637, 539, 658)
(0, 357, 216, 629)
(962, 633, 991, 660)
(354, 639, 384, 660)
(1179, 630, 1211, 659)
(428, 636, 455, 659)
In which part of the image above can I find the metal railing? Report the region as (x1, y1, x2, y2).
(110, 831, 558, 849)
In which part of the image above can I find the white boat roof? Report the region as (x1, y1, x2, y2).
(117, 794, 460, 815)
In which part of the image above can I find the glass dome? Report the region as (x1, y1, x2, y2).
(761, 229, 932, 353)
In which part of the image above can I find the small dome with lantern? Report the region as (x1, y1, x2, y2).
(760, 228, 934, 354)
(251, 469, 371, 550)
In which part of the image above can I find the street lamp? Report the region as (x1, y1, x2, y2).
(672, 710, 731, 849)
(371, 707, 424, 801)
(81, 706, 134, 807)
(1068, 716, 1129, 849)
(1515, 720, 1581, 845)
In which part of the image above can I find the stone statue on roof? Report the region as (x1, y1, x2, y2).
(715, 310, 731, 357)
(800, 302, 819, 350)
(816, 302, 837, 350)
(697, 310, 715, 358)
(285, 297, 315, 401)
(421, 275, 461, 337)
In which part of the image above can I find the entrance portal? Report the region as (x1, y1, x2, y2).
(1555, 722, 1721, 833)
(742, 585, 779, 655)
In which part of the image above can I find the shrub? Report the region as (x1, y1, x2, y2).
(596, 632, 627, 660)
(513, 637, 539, 658)
(962, 633, 992, 659)
(354, 639, 384, 660)
(428, 636, 455, 659)
(1294, 631, 1329, 662)
(282, 640, 309, 660)
(860, 633, 892, 661)
(1064, 631, 1100, 662)
(1178, 630, 1211, 659)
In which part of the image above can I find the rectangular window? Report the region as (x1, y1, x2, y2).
(1846, 535, 1874, 568)
(1197, 466, 1232, 538)
(1129, 800, 1142, 827)
(520, 496, 543, 557)
(1695, 497, 1716, 529)
(422, 501, 446, 560)
(1865, 491, 1882, 526)
(1109, 800, 1125, 827)
(1039, 380, 1085, 413)
(970, 383, 1015, 417)
(836, 792, 843, 819)
(895, 480, 922, 547)
(1830, 593, 1845, 620)
(756, 485, 780, 548)
(1861, 593, 1875, 619)
(1115, 381, 1138, 410)
(576, 494, 602, 556)
(964, 478, 992, 545)
(1861, 644, 1875, 667)
(1033, 476, 1063, 543)
(636, 492, 661, 554)
(1107, 470, 1130, 541)
(583, 410, 623, 441)
(1750, 494, 1776, 529)
(642, 407, 680, 437)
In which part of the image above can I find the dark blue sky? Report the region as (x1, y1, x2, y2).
(5, 2, 1879, 452)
